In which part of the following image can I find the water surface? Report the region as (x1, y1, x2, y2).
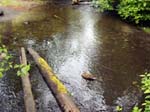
(0, 3, 150, 112)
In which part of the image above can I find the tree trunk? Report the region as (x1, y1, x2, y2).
(20, 47, 36, 112)
(27, 48, 80, 112)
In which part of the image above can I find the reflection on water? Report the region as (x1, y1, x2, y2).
(0, 3, 150, 112)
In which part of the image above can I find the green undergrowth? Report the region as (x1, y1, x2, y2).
(133, 72, 150, 112)
(93, 0, 150, 24)
(0, 44, 30, 78)
(0, 0, 21, 6)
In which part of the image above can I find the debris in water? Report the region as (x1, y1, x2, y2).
(81, 72, 96, 80)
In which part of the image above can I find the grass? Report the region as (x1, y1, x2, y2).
(0, 0, 46, 7)
(0, 0, 21, 6)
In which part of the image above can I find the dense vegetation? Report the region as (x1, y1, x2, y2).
(0, 45, 12, 78)
(132, 73, 150, 112)
(0, 44, 30, 78)
(93, 0, 150, 24)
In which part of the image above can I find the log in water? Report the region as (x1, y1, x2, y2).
(20, 47, 36, 112)
(28, 48, 80, 112)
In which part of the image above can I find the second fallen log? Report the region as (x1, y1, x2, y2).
(20, 47, 36, 112)
(27, 48, 80, 112)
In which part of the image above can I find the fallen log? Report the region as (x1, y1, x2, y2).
(27, 48, 80, 112)
(20, 47, 36, 112)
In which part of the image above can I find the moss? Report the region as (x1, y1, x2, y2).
(0, 0, 45, 7)
(143, 27, 150, 34)
(38, 58, 68, 94)
(38, 58, 53, 72)
(51, 75, 68, 94)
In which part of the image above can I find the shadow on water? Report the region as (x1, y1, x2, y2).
(0, 3, 150, 112)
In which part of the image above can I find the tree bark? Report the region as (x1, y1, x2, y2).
(20, 47, 36, 112)
(27, 48, 80, 112)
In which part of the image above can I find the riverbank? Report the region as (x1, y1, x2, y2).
(0, 0, 50, 22)
(0, 0, 49, 11)
(142, 27, 150, 34)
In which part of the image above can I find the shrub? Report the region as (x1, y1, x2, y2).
(132, 73, 150, 112)
(95, 0, 114, 11)
(118, 0, 150, 24)
(94, 0, 150, 24)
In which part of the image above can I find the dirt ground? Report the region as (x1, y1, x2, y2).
(0, 1, 49, 22)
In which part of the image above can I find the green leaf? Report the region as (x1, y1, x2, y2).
(145, 95, 150, 99)
(0, 72, 3, 78)
(0, 68, 4, 72)
(116, 106, 122, 111)
(14, 64, 20, 69)
(132, 106, 142, 112)
(17, 71, 21, 76)
(144, 89, 150, 94)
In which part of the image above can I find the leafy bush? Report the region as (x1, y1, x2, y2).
(14, 64, 30, 76)
(94, 0, 150, 24)
(0, 45, 30, 78)
(0, 45, 12, 78)
(94, 0, 114, 11)
(118, 0, 150, 24)
(140, 73, 150, 112)
(132, 73, 150, 112)
(132, 106, 142, 112)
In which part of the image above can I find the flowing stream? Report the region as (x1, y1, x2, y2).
(0, 3, 150, 112)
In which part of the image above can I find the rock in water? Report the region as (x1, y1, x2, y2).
(81, 72, 96, 80)
(0, 10, 4, 16)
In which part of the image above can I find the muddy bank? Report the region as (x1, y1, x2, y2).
(0, 1, 51, 22)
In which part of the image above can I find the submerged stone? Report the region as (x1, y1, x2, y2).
(81, 72, 96, 80)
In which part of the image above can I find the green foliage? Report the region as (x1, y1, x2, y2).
(116, 106, 123, 112)
(140, 73, 150, 94)
(140, 73, 150, 112)
(0, 44, 30, 78)
(94, 0, 150, 24)
(14, 64, 30, 76)
(0, 45, 12, 78)
(132, 106, 142, 112)
(118, 0, 150, 24)
(94, 0, 114, 11)
(132, 73, 150, 112)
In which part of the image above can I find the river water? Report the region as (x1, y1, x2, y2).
(0, 3, 150, 112)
